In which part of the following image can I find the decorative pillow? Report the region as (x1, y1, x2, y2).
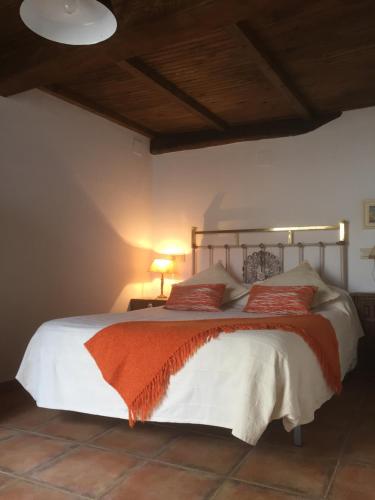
(179, 262, 248, 304)
(165, 283, 226, 312)
(255, 261, 339, 307)
(243, 285, 317, 314)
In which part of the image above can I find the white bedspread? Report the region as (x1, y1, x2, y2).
(16, 291, 363, 444)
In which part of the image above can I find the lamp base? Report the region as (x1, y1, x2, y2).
(156, 294, 168, 299)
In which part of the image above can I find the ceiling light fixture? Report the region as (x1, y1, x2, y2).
(20, 0, 117, 46)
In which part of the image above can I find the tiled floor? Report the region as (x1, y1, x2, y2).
(0, 370, 374, 499)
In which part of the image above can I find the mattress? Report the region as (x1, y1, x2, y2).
(16, 289, 363, 445)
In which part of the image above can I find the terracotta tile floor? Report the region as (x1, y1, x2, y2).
(0, 369, 374, 499)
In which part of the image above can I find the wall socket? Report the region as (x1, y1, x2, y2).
(360, 248, 374, 259)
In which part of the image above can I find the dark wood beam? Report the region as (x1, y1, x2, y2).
(0, 47, 111, 97)
(227, 23, 315, 120)
(42, 85, 154, 137)
(117, 58, 228, 131)
(150, 113, 341, 154)
(0, 0, 259, 96)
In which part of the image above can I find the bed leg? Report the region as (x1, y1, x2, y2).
(293, 425, 303, 447)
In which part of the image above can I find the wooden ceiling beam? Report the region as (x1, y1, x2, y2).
(0, 0, 258, 97)
(150, 113, 341, 154)
(117, 58, 228, 131)
(0, 48, 111, 97)
(227, 23, 315, 120)
(42, 85, 154, 137)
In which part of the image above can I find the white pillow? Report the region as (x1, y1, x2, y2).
(224, 291, 251, 310)
(255, 261, 339, 307)
(179, 262, 248, 304)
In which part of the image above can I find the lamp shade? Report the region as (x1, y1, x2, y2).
(20, 0, 117, 46)
(149, 258, 175, 274)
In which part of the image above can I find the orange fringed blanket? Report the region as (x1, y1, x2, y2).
(84, 315, 341, 427)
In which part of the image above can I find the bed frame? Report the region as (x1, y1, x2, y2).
(191, 221, 349, 446)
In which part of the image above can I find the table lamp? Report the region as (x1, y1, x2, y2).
(149, 257, 175, 298)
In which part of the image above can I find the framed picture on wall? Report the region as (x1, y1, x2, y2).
(364, 199, 375, 228)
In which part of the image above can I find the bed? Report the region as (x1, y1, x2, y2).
(16, 221, 363, 445)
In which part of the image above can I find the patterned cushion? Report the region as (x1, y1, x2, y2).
(255, 261, 339, 307)
(165, 283, 226, 312)
(243, 285, 317, 314)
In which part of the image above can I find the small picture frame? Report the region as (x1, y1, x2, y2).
(364, 200, 375, 228)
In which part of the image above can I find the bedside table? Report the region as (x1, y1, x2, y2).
(128, 298, 167, 311)
(351, 292, 375, 370)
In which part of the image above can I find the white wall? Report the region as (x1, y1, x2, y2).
(0, 90, 153, 381)
(152, 107, 375, 292)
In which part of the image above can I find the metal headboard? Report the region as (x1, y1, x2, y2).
(191, 221, 349, 289)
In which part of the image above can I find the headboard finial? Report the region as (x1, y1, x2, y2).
(339, 220, 348, 243)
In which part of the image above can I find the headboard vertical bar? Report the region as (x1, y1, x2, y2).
(225, 245, 230, 270)
(192, 226, 197, 275)
(288, 230, 294, 244)
(259, 243, 266, 274)
(242, 245, 248, 262)
(298, 243, 304, 264)
(339, 242, 348, 290)
(242, 244, 248, 282)
(208, 245, 214, 266)
(319, 243, 325, 277)
(278, 244, 284, 272)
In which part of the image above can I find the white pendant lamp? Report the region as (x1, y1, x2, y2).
(20, 0, 117, 46)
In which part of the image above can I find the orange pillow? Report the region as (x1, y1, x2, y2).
(165, 283, 226, 312)
(243, 285, 317, 315)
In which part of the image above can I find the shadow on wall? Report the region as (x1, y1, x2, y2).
(203, 192, 254, 232)
(0, 162, 150, 381)
(191, 193, 254, 278)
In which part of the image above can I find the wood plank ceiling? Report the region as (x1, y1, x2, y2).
(1, 0, 375, 153)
